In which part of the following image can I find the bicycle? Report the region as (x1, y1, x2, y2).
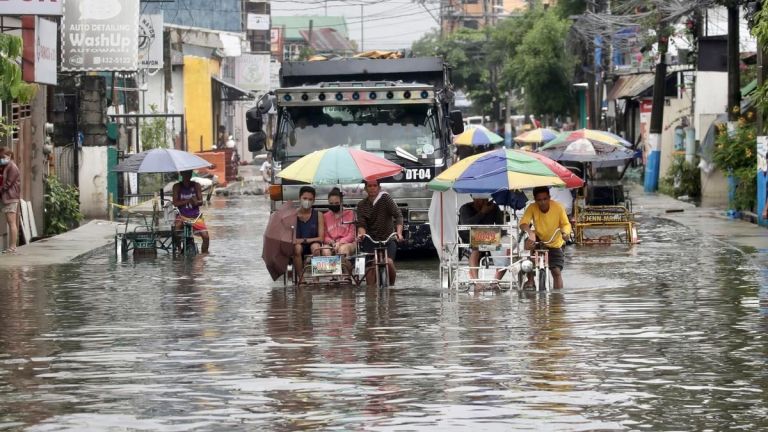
(173, 212, 203, 258)
(359, 232, 398, 288)
(518, 228, 561, 291)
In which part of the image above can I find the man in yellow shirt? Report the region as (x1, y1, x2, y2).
(519, 186, 572, 289)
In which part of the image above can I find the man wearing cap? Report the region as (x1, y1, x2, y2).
(459, 195, 504, 279)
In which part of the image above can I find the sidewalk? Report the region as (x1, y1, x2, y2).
(628, 184, 768, 252)
(0, 220, 122, 267)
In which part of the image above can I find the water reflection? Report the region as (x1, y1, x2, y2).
(0, 198, 766, 430)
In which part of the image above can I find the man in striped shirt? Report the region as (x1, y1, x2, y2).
(356, 179, 404, 285)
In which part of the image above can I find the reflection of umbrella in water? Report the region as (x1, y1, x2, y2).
(263, 201, 297, 281)
(113, 148, 212, 173)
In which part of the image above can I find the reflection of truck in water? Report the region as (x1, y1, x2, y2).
(251, 57, 464, 250)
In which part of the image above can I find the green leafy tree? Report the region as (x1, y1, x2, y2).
(0, 34, 37, 139)
(509, 9, 575, 117)
(44, 176, 83, 235)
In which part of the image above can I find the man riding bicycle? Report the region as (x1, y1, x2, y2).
(172, 170, 210, 254)
(519, 186, 571, 290)
(356, 179, 404, 286)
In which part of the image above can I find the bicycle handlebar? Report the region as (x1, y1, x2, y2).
(361, 232, 398, 246)
(530, 228, 562, 247)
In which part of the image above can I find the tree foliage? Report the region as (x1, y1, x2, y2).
(411, 7, 575, 120)
(0, 34, 36, 104)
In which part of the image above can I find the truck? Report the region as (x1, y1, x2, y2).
(248, 56, 464, 251)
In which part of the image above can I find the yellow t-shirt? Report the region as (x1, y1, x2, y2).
(519, 200, 571, 248)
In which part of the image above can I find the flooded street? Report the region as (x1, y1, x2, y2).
(1, 196, 767, 431)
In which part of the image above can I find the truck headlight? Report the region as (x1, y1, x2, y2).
(408, 210, 429, 222)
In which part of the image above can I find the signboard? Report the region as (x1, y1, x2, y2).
(0, 0, 63, 16)
(270, 27, 283, 61)
(21, 16, 57, 85)
(138, 13, 163, 69)
(758, 136, 768, 173)
(61, 0, 139, 71)
(469, 227, 502, 251)
(236, 53, 270, 92)
(311, 255, 343, 276)
(247, 13, 269, 31)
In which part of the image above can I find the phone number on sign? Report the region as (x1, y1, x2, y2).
(92, 57, 134, 65)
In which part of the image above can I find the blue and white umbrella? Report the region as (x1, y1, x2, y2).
(113, 148, 212, 173)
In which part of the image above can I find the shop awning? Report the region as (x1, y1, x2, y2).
(607, 73, 655, 100)
(212, 76, 255, 101)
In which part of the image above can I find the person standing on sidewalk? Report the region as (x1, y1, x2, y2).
(0, 148, 20, 254)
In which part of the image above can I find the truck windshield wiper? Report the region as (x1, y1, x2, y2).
(376, 147, 422, 165)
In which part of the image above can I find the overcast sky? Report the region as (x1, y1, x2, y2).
(270, 0, 439, 50)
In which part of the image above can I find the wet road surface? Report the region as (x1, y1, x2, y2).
(1, 196, 767, 430)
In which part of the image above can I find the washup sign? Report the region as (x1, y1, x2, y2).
(61, 0, 138, 71)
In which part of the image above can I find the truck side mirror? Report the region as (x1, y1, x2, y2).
(246, 106, 263, 132)
(449, 110, 464, 135)
(256, 93, 273, 114)
(248, 130, 266, 152)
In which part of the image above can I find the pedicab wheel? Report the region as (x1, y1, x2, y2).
(121, 236, 128, 257)
(378, 264, 389, 288)
(538, 269, 548, 291)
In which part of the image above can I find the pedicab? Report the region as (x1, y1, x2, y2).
(111, 149, 213, 260)
(538, 129, 639, 245)
(427, 148, 584, 292)
(263, 145, 403, 288)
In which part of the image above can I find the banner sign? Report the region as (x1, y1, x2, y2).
(21, 16, 57, 85)
(0, 0, 63, 16)
(61, 0, 139, 71)
(236, 54, 270, 92)
(758, 136, 768, 173)
(470, 227, 502, 251)
(270, 27, 283, 61)
(138, 13, 163, 69)
(311, 255, 342, 276)
(247, 13, 269, 31)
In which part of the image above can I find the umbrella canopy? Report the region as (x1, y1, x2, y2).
(538, 137, 635, 162)
(262, 201, 298, 281)
(454, 125, 504, 147)
(514, 128, 559, 144)
(113, 148, 212, 173)
(542, 128, 632, 150)
(427, 148, 583, 193)
(276, 145, 402, 185)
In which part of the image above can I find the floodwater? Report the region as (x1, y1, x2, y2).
(1, 196, 767, 431)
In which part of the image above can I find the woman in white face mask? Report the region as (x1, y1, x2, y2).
(322, 187, 356, 258)
(293, 185, 324, 284)
(0, 148, 20, 254)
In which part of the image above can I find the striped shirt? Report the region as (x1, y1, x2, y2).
(356, 192, 403, 241)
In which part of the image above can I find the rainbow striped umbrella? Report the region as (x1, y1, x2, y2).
(277, 145, 403, 185)
(541, 128, 632, 149)
(514, 128, 559, 144)
(453, 125, 504, 147)
(427, 148, 583, 193)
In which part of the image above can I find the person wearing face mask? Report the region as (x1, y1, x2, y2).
(0, 148, 20, 254)
(293, 185, 325, 283)
(322, 187, 356, 258)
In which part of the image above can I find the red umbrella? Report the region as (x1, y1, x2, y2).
(524, 151, 584, 189)
(262, 201, 297, 281)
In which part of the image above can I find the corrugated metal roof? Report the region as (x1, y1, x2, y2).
(299, 28, 355, 52)
(607, 73, 655, 100)
(272, 16, 349, 40)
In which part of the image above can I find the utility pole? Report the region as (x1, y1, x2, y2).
(360, 4, 364, 52)
(644, 26, 669, 193)
(727, 3, 741, 121)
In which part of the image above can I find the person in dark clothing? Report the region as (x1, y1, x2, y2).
(459, 195, 504, 279)
(293, 186, 325, 284)
(356, 179, 403, 285)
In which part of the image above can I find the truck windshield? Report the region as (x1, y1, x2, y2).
(275, 104, 442, 164)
